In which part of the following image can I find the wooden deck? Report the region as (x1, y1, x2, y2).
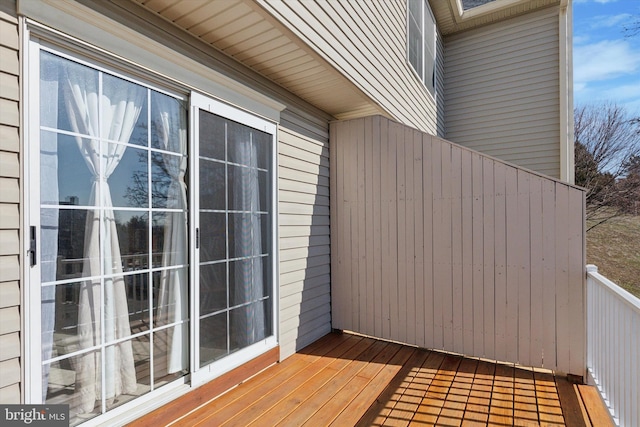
(132, 332, 613, 427)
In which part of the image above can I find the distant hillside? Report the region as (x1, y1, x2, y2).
(587, 215, 640, 298)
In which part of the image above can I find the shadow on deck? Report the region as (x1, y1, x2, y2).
(131, 332, 613, 426)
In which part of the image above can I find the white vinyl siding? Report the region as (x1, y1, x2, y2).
(257, 0, 444, 136)
(0, 0, 21, 405)
(444, 7, 561, 178)
(278, 126, 331, 359)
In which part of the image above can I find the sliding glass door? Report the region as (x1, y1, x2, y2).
(191, 94, 276, 381)
(30, 45, 276, 426)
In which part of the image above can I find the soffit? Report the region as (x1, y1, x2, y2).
(429, 0, 561, 36)
(129, 0, 382, 120)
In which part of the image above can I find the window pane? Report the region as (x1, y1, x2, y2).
(230, 300, 270, 351)
(200, 313, 228, 367)
(41, 208, 95, 283)
(113, 210, 149, 270)
(151, 92, 186, 153)
(153, 326, 189, 385)
(199, 110, 225, 160)
(106, 335, 151, 411)
(227, 120, 252, 166)
(253, 130, 271, 170)
(102, 74, 147, 145)
(229, 258, 252, 307)
(43, 350, 101, 426)
(152, 152, 183, 209)
(257, 170, 269, 212)
(200, 262, 227, 315)
(152, 212, 188, 267)
(41, 132, 95, 206)
(153, 267, 189, 326)
(124, 273, 150, 334)
(228, 213, 253, 259)
(109, 144, 149, 208)
(228, 165, 256, 212)
(42, 282, 90, 359)
(200, 158, 226, 210)
(200, 212, 226, 262)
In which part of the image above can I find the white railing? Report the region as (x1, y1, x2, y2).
(586, 265, 640, 427)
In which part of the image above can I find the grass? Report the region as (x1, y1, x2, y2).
(586, 214, 640, 298)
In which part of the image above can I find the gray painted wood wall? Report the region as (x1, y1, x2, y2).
(0, 0, 21, 404)
(444, 7, 562, 179)
(331, 115, 585, 376)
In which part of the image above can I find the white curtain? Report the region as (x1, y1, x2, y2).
(63, 64, 145, 413)
(153, 94, 188, 373)
(231, 130, 265, 347)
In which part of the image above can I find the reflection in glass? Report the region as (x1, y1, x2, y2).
(152, 212, 187, 267)
(41, 208, 94, 283)
(253, 130, 271, 170)
(200, 313, 227, 367)
(153, 267, 189, 326)
(42, 282, 94, 359)
(123, 273, 150, 335)
(41, 132, 95, 206)
(227, 120, 252, 166)
(151, 92, 186, 153)
(154, 326, 189, 385)
(110, 144, 148, 208)
(228, 165, 256, 212)
(152, 151, 186, 209)
(113, 211, 149, 270)
(200, 262, 226, 315)
(107, 335, 151, 412)
(44, 350, 101, 426)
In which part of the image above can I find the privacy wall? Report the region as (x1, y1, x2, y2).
(330, 116, 585, 376)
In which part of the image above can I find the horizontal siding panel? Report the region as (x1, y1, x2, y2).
(0, 306, 20, 335)
(0, 73, 19, 101)
(0, 281, 19, 308)
(279, 274, 331, 299)
(0, 383, 20, 404)
(278, 235, 330, 251)
(279, 145, 329, 168)
(0, 332, 19, 361)
(278, 167, 329, 187)
(0, 125, 19, 153)
(257, 0, 439, 134)
(0, 204, 18, 229)
(0, 151, 19, 178)
(0, 178, 19, 203)
(444, 8, 561, 178)
(279, 254, 331, 275)
(279, 225, 329, 239)
(0, 98, 18, 126)
(0, 255, 19, 282)
(280, 285, 330, 311)
(278, 155, 329, 178)
(0, 358, 20, 389)
(279, 214, 329, 227)
(279, 245, 330, 263)
(280, 265, 330, 287)
(0, 230, 18, 256)
(0, 46, 18, 76)
(278, 313, 331, 358)
(279, 202, 330, 216)
(278, 191, 328, 207)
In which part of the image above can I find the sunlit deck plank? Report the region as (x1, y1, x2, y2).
(136, 332, 614, 427)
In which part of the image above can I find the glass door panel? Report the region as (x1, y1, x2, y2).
(196, 106, 274, 371)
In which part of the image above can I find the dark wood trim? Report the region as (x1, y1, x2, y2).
(127, 346, 280, 427)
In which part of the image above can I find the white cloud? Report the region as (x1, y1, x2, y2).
(574, 39, 640, 85)
(589, 13, 632, 29)
(574, 0, 619, 4)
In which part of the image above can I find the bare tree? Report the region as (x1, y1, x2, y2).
(574, 103, 640, 230)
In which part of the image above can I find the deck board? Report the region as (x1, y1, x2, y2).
(137, 332, 613, 427)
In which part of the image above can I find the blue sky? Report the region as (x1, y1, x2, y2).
(573, 0, 640, 114)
